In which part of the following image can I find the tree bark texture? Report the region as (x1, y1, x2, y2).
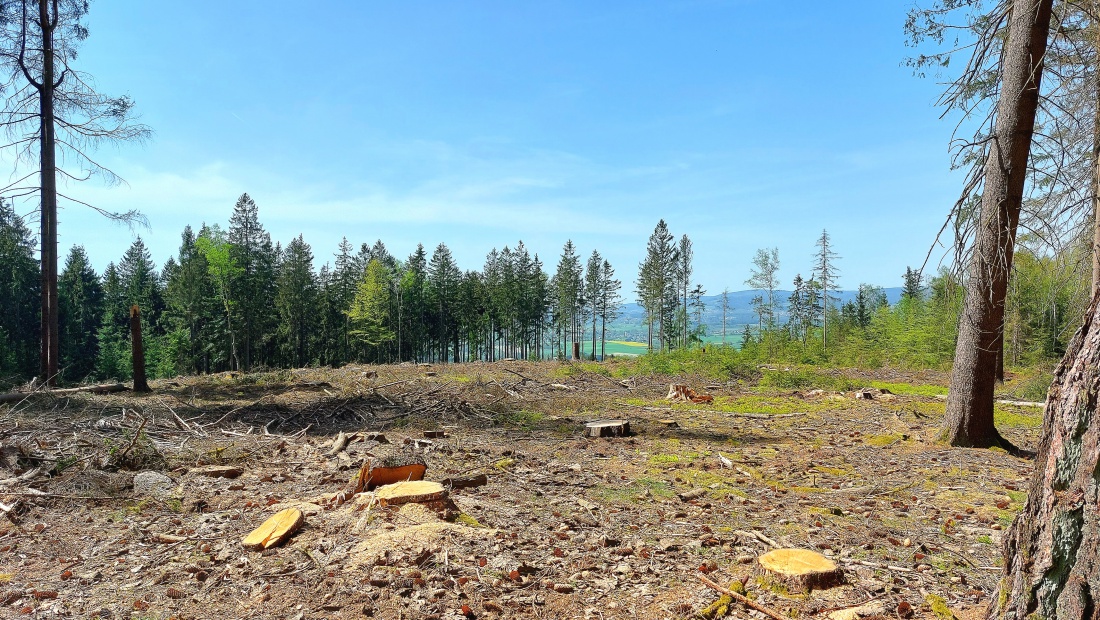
(991, 294, 1100, 619)
(37, 0, 59, 386)
(943, 0, 1053, 447)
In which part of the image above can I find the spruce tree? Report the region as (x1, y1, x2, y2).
(275, 235, 316, 368)
(0, 200, 39, 381)
(228, 193, 276, 370)
(58, 246, 103, 383)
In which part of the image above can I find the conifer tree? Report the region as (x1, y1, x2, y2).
(347, 258, 395, 361)
(812, 229, 840, 353)
(228, 193, 276, 370)
(275, 235, 316, 367)
(58, 246, 103, 383)
(0, 200, 39, 381)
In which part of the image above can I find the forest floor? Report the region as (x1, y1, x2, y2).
(0, 360, 1043, 619)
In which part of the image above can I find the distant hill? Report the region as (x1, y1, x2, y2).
(607, 287, 904, 343)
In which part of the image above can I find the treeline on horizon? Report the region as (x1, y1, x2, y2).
(0, 194, 1088, 388)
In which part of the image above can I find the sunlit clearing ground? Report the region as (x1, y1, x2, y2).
(0, 360, 1040, 618)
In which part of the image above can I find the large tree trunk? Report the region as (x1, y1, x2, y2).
(1093, 4, 1100, 298)
(37, 0, 59, 386)
(942, 0, 1053, 448)
(991, 294, 1100, 619)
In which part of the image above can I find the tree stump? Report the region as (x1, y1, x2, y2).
(993, 294, 1100, 618)
(375, 480, 447, 506)
(355, 455, 427, 492)
(585, 420, 630, 438)
(241, 508, 303, 550)
(756, 549, 844, 593)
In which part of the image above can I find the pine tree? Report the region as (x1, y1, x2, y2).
(813, 229, 840, 353)
(228, 193, 276, 370)
(637, 220, 678, 352)
(117, 238, 164, 332)
(58, 246, 103, 383)
(585, 250, 603, 360)
(598, 259, 622, 361)
(902, 267, 924, 301)
(275, 235, 316, 368)
(427, 243, 461, 362)
(163, 227, 219, 373)
(677, 235, 693, 348)
(552, 241, 583, 358)
(0, 200, 39, 382)
(95, 263, 130, 380)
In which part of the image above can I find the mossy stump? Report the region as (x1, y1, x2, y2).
(756, 548, 844, 594)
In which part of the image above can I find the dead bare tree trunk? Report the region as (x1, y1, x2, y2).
(130, 305, 149, 393)
(942, 0, 1054, 448)
(34, 0, 59, 386)
(991, 294, 1100, 619)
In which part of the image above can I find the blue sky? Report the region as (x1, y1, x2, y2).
(36, 0, 964, 296)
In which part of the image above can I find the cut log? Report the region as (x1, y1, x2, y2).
(656, 419, 679, 428)
(585, 420, 630, 438)
(374, 480, 447, 507)
(678, 488, 707, 502)
(423, 430, 447, 439)
(0, 383, 128, 404)
(756, 548, 844, 593)
(190, 465, 243, 479)
(440, 474, 488, 490)
(355, 456, 427, 493)
(327, 431, 351, 455)
(241, 508, 303, 550)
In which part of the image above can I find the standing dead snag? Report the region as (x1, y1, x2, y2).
(992, 294, 1100, 619)
(130, 305, 149, 393)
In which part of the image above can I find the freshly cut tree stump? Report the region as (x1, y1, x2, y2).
(756, 548, 844, 593)
(241, 508, 303, 550)
(585, 420, 630, 438)
(355, 455, 427, 492)
(375, 481, 447, 507)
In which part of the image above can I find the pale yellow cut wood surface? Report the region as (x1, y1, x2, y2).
(757, 548, 837, 575)
(374, 480, 447, 506)
(241, 508, 303, 550)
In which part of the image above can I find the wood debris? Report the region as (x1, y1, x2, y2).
(241, 508, 303, 550)
(665, 383, 714, 404)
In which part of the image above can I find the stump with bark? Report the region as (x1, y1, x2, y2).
(756, 548, 844, 594)
(585, 420, 630, 438)
(992, 295, 1100, 618)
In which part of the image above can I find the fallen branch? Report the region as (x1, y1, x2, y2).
(0, 383, 128, 404)
(696, 574, 788, 620)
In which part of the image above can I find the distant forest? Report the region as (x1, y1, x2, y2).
(0, 193, 1087, 387)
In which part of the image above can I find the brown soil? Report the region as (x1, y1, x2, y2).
(0, 361, 1038, 619)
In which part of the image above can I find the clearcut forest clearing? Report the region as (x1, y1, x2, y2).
(0, 360, 1041, 619)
